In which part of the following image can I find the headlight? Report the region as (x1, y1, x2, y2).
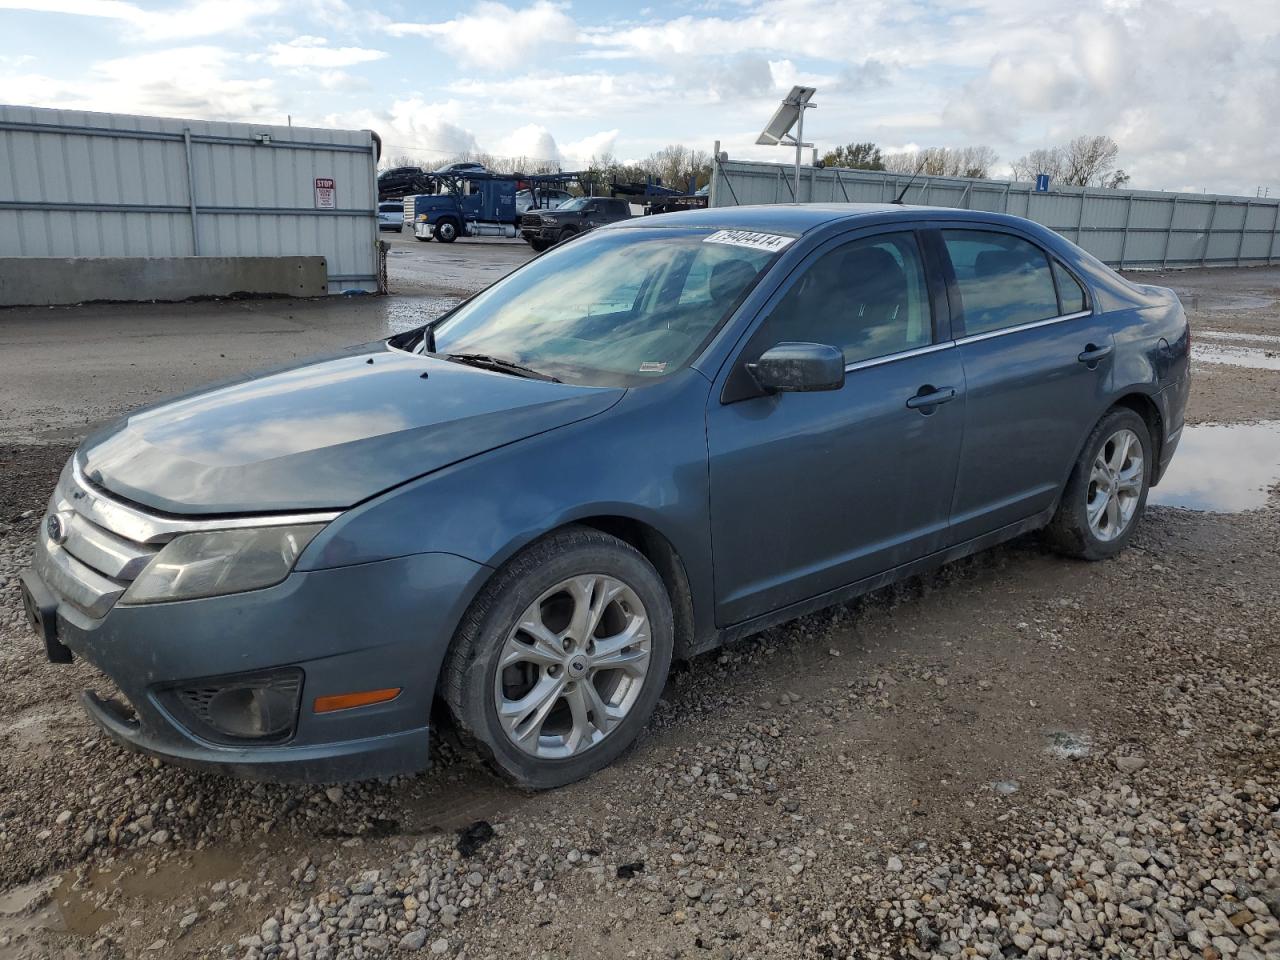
(121, 524, 324, 604)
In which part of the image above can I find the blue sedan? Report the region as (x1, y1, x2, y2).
(20, 204, 1190, 788)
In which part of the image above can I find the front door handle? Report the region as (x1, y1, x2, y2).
(1078, 343, 1114, 365)
(906, 386, 958, 410)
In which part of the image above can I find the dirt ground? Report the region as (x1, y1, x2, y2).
(0, 262, 1277, 960)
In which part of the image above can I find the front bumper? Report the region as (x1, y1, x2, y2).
(21, 550, 488, 782)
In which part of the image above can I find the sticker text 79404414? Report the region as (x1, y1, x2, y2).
(703, 230, 795, 253)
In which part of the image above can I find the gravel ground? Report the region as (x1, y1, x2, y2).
(0, 265, 1277, 960)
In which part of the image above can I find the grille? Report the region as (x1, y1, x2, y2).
(34, 465, 159, 618)
(520, 213, 544, 229)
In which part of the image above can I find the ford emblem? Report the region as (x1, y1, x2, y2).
(46, 513, 68, 545)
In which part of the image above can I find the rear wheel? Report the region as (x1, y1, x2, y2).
(434, 219, 459, 243)
(1046, 408, 1151, 560)
(443, 527, 674, 789)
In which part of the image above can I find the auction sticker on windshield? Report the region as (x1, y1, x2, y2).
(703, 230, 795, 253)
(706, 229, 793, 252)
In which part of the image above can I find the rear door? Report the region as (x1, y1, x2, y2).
(938, 227, 1115, 542)
(706, 227, 966, 625)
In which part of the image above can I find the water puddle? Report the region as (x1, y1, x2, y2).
(1045, 730, 1092, 760)
(1150, 421, 1280, 512)
(1193, 343, 1280, 371)
(379, 296, 463, 335)
(1198, 330, 1280, 345)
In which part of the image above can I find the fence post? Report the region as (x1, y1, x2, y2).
(1161, 197, 1178, 269)
(1201, 200, 1220, 267)
(1270, 203, 1280, 266)
(1235, 201, 1250, 266)
(182, 128, 200, 256)
(1119, 194, 1134, 269)
(1001, 182, 1011, 214)
(1076, 189, 1088, 244)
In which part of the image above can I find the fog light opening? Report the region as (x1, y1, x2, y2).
(207, 686, 296, 739)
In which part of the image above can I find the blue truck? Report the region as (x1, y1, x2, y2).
(402, 171, 585, 243)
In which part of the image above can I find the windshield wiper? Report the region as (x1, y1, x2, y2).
(442, 353, 561, 382)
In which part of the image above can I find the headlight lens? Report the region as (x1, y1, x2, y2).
(121, 524, 324, 604)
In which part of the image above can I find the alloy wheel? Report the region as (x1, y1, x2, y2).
(1086, 428, 1144, 542)
(494, 575, 652, 759)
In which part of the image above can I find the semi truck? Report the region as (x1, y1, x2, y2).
(402, 170, 587, 243)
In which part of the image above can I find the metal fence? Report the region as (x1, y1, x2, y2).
(709, 158, 1280, 270)
(0, 103, 381, 293)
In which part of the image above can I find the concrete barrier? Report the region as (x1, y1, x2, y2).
(0, 256, 330, 307)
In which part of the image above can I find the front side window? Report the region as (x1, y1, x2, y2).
(942, 230, 1060, 335)
(424, 228, 780, 386)
(761, 232, 933, 365)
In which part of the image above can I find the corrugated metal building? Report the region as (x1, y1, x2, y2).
(0, 103, 381, 303)
(709, 158, 1280, 270)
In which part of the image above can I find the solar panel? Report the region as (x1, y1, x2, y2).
(755, 86, 817, 145)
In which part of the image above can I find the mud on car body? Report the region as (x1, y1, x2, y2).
(20, 204, 1189, 788)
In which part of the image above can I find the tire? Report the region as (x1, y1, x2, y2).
(434, 219, 459, 243)
(528, 238, 550, 253)
(1045, 407, 1152, 561)
(556, 228, 576, 245)
(443, 527, 674, 790)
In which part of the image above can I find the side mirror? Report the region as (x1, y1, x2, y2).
(746, 342, 845, 393)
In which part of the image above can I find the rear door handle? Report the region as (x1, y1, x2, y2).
(1078, 344, 1114, 364)
(906, 386, 958, 410)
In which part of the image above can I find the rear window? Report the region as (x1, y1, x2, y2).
(942, 230, 1060, 336)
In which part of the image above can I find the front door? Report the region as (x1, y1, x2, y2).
(938, 228, 1116, 542)
(707, 229, 966, 626)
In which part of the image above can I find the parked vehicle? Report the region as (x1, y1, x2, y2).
(406, 172, 589, 243)
(377, 201, 404, 232)
(21, 205, 1189, 789)
(516, 187, 573, 216)
(519, 196, 632, 251)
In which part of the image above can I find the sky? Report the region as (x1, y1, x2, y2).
(1, 0, 1277, 195)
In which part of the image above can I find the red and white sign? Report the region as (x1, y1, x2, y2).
(314, 177, 336, 209)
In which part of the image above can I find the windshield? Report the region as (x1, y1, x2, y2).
(556, 196, 590, 212)
(422, 227, 780, 387)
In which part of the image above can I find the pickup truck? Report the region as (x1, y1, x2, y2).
(519, 196, 632, 251)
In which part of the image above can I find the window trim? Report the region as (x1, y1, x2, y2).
(937, 225, 1094, 340)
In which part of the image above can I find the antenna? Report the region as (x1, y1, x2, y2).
(892, 157, 928, 205)
(756, 85, 817, 205)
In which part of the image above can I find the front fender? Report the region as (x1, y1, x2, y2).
(300, 372, 717, 641)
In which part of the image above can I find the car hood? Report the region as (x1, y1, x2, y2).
(78, 346, 623, 515)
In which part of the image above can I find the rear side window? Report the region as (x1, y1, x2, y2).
(942, 231, 1060, 335)
(764, 232, 933, 364)
(1053, 259, 1089, 314)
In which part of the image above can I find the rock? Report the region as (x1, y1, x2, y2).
(430, 938, 449, 955)
(399, 930, 427, 951)
(1115, 755, 1148, 774)
(887, 856, 904, 872)
(55, 810, 72, 826)
(324, 787, 343, 804)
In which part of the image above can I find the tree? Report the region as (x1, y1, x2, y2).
(638, 144, 712, 191)
(1011, 136, 1126, 188)
(821, 141, 884, 170)
(881, 145, 999, 178)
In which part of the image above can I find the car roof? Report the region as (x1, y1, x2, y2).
(612, 203, 1036, 236)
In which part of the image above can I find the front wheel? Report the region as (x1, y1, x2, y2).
(527, 238, 550, 253)
(1046, 408, 1152, 560)
(442, 527, 674, 789)
(434, 219, 459, 243)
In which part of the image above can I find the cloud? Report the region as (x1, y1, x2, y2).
(265, 36, 387, 69)
(495, 124, 561, 165)
(325, 99, 481, 165)
(2, 46, 280, 121)
(0, 0, 280, 41)
(383, 1, 577, 69)
(560, 129, 620, 164)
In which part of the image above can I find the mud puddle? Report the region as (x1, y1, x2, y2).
(1149, 421, 1280, 511)
(1198, 329, 1280, 345)
(1179, 291, 1276, 313)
